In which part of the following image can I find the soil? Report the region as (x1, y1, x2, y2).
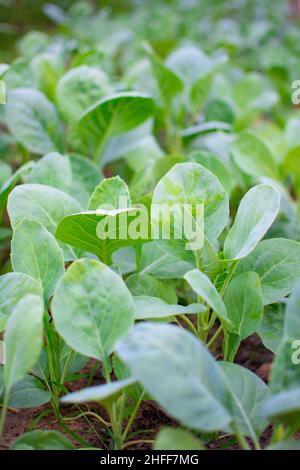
(0, 333, 277, 451)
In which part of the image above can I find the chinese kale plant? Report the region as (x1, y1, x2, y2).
(1, 0, 300, 452)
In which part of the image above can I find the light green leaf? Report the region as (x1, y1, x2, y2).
(236, 238, 300, 305)
(284, 281, 300, 339)
(0, 272, 42, 332)
(140, 240, 195, 279)
(117, 322, 232, 433)
(190, 150, 235, 196)
(6, 88, 63, 154)
(77, 92, 154, 163)
(61, 378, 136, 404)
(8, 375, 51, 409)
(11, 430, 74, 450)
(88, 176, 131, 210)
(257, 304, 284, 353)
(145, 43, 183, 104)
(56, 65, 111, 123)
(26, 152, 101, 207)
(261, 388, 300, 426)
(126, 273, 177, 304)
(152, 162, 229, 244)
(55, 207, 150, 264)
(27, 152, 72, 193)
(184, 269, 232, 328)
(224, 184, 280, 260)
(134, 296, 205, 320)
(154, 428, 204, 450)
(8, 183, 81, 261)
(270, 338, 300, 394)
(224, 272, 263, 338)
(52, 259, 135, 361)
(231, 131, 278, 179)
(4, 295, 43, 390)
(11, 219, 64, 302)
(219, 362, 269, 441)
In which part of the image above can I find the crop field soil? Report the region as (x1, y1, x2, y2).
(1, 0, 300, 453)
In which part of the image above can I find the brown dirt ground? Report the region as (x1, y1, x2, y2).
(0, 333, 278, 451)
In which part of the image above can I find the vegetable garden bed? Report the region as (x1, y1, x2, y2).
(1, 0, 300, 452)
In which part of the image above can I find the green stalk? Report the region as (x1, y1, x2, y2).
(121, 390, 145, 444)
(60, 350, 73, 387)
(0, 388, 10, 438)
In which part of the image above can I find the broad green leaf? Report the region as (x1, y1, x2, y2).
(191, 150, 235, 196)
(8, 375, 51, 409)
(257, 304, 284, 353)
(140, 240, 195, 279)
(112, 247, 137, 275)
(154, 428, 204, 450)
(270, 338, 300, 394)
(27, 152, 72, 193)
(0, 272, 42, 332)
(190, 72, 214, 114)
(52, 259, 135, 361)
(231, 131, 278, 179)
(134, 296, 205, 319)
(11, 219, 64, 302)
(145, 43, 183, 104)
(27, 152, 101, 207)
(224, 272, 263, 338)
(284, 281, 300, 339)
(56, 65, 111, 122)
(261, 388, 300, 426)
(224, 184, 280, 260)
(184, 269, 232, 328)
(6, 88, 63, 154)
(68, 153, 101, 207)
(152, 162, 229, 244)
(55, 207, 150, 264)
(4, 295, 43, 390)
(11, 430, 74, 450)
(31, 52, 64, 101)
(117, 322, 232, 433)
(236, 238, 300, 305)
(8, 183, 81, 261)
(179, 121, 232, 139)
(61, 378, 136, 404)
(88, 176, 131, 210)
(126, 273, 177, 304)
(166, 45, 226, 91)
(219, 362, 269, 441)
(77, 92, 154, 162)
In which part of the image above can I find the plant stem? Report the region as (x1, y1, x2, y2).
(122, 390, 145, 444)
(121, 439, 154, 450)
(63, 411, 111, 428)
(60, 350, 73, 387)
(232, 424, 251, 450)
(0, 388, 10, 438)
(107, 403, 122, 450)
(207, 325, 223, 349)
(220, 261, 239, 298)
(179, 314, 199, 337)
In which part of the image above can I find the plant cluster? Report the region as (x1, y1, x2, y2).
(1, 0, 300, 451)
